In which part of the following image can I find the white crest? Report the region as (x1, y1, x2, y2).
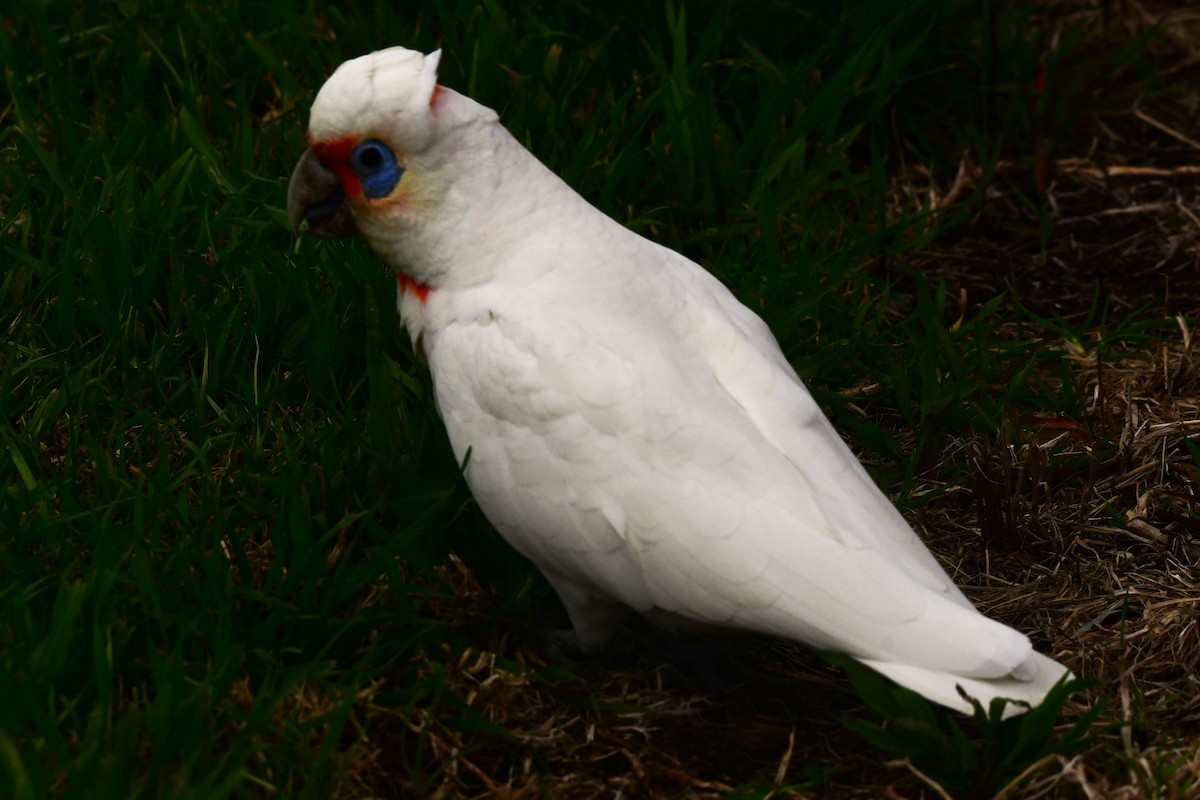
(309, 47, 442, 152)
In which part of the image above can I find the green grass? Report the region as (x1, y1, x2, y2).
(0, 1, 1186, 796)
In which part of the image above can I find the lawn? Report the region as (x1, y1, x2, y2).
(2, 1, 1198, 797)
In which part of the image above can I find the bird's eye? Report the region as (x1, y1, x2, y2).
(353, 142, 386, 172)
(350, 139, 403, 199)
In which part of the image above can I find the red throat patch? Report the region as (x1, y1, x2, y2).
(397, 273, 432, 305)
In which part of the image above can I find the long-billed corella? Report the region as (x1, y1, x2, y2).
(287, 46, 1071, 716)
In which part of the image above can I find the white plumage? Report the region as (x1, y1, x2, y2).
(287, 46, 1071, 715)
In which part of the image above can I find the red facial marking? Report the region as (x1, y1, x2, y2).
(397, 273, 432, 305)
(311, 136, 363, 200)
(429, 85, 443, 108)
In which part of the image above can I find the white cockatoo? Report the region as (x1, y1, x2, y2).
(287, 46, 1071, 715)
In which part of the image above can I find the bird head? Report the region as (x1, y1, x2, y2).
(290, 46, 555, 292)
(287, 47, 450, 243)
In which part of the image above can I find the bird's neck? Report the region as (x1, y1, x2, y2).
(386, 95, 590, 292)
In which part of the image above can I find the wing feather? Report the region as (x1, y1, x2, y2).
(421, 230, 1035, 680)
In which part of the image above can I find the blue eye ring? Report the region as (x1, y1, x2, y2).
(350, 139, 404, 200)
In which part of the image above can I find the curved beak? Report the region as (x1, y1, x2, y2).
(287, 148, 357, 238)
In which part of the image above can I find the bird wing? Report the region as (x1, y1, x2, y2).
(422, 220, 1032, 680)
